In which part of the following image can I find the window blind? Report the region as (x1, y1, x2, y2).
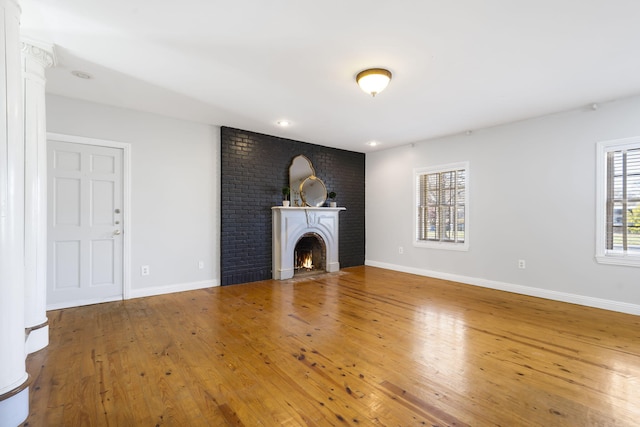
(606, 147, 640, 254)
(417, 168, 466, 243)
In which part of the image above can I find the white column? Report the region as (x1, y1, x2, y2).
(0, 0, 30, 425)
(22, 39, 54, 354)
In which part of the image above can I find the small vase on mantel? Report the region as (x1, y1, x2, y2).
(328, 191, 337, 208)
(282, 187, 290, 207)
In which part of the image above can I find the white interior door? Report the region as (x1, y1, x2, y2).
(47, 140, 124, 308)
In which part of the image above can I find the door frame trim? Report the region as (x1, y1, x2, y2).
(47, 132, 132, 301)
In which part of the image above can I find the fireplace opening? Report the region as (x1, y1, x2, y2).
(294, 233, 326, 277)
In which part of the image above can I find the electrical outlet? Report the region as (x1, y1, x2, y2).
(198, 261, 204, 269)
(518, 260, 526, 269)
(141, 265, 150, 276)
(399, 246, 404, 254)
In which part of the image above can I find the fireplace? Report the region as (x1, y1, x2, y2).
(294, 233, 326, 276)
(272, 207, 345, 280)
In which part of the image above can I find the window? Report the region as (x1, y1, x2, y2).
(414, 162, 469, 251)
(596, 137, 640, 266)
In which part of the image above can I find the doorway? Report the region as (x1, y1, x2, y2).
(47, 134, 131, 309)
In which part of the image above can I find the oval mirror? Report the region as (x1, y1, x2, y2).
(300, 176, 327, 207)
(289, 155, 315, 206)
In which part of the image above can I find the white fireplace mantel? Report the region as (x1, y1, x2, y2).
(272, 207, 345, 280)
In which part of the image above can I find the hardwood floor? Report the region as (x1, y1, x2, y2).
(25, 266, 640, 426)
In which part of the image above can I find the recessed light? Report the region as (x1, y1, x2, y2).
(71, 70, 92, 79)
(277, 120, 291, 127)
(367, 141, 379, 147)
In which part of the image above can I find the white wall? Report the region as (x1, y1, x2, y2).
(366, 95, 640, 314)
(46, 95, 219, 297)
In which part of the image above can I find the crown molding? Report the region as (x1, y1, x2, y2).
(21, 38, 56, 68)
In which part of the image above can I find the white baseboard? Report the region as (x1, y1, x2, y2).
(365, 260, 640, 316)
(47, 295, 123, 311)
(46, 280, 219, 310)
(0, 385, 29, 426)
(25, 324, 49, 354)
(128, 279, 219, 300)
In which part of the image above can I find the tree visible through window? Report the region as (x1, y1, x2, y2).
(415, 163, 468, 250)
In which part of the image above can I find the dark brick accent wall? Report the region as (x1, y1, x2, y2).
(221, 126, 365, 286)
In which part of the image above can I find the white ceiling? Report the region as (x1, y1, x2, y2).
(20, 0, 640, 153)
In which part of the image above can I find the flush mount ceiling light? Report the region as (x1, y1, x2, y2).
(356, 68, 392, 97)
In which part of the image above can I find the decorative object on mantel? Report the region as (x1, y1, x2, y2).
(288, 154, 331, 207)
(289, 155, 314, 206)
(281, 187, 290, 207)
(328, 191, 337, 208)
(300, 176, 327, 207)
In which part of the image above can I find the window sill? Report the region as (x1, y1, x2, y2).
(414, 241, 469, 252)
(595, 254, 640, 267)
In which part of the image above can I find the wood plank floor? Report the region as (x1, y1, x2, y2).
(25, 266, 640, 426)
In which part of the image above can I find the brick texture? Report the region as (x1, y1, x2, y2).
(221, 127, 365, 286)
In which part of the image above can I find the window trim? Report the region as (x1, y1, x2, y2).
(595, 136, 640, 267)
(413, 162, 469, 251)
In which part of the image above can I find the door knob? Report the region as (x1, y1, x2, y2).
(113, 229, 121, 236)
